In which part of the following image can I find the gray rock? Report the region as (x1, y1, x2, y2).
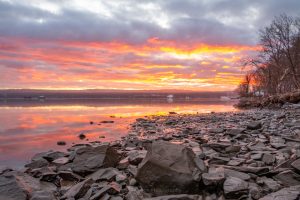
(61, 178, 94, 199)
(30, 191, 57, 200)
(247, 121, 262, 130)
(0, 171, 54, 200)
(136, 141, 206, 195)
(128, 150, 147, 165)
(202, 171, 225, 186)
(71, 144, 120, 176)
(58, 171, 83, 182)
(88, 167, 120, 182)
(262, 153, 276, 165)
(224, 169, 251, 181)
(227, 128, 245, 136)
(259, 185, 300, 200)
(43, 151, 66, 162)
(291, 158, 300, 173)
(25, 158, 49, 169)
(223, 177, 249, 199)
(273, 170, 300, 186)
(52, 157, 69, 165)
(144, 194, 203, 200)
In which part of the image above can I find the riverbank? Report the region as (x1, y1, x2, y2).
(236, 90, 300, 109)
(0, 104, 300, 200)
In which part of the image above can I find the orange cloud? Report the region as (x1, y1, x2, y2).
(0, 37, 258, 91)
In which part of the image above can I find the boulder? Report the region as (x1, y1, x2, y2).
(0, 171, 55, 200)
(223, 177, 249, 199)
(259, 185, 300, 200)
(71, 144, 120, 176)
(30, 191, 57, 200)
(136, 141, 206, 195)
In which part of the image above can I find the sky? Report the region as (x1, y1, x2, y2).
(0, 0, 299, 91)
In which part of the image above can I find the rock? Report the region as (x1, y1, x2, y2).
(136, 141, 206, 195)
(118, 157, 129, 169)
(57, 141, 66, 146)
(25, 158, 49, 169)
(227, 128, 245, 136)
(202, 171, 225, 186)
(144, 194, 203, 200)
(262, 153, 276, 165)
(43, 151, 66, 162)
(88, 167, 120, 182)
(61, 178, 94, 199)
(71, 144, 120, 176)
(261, 177, 282, 192)
(227, 166, 269, 174)
(90, 183, 121, 200)
(223, 177, 249, 199)
(30, 191, 57, 200)
(40, 172, 57, 182)
(291, 158, 300, 173)
(273, 170, 300, 186)
(0, 171, 54, 200)
(247, 121, 262, 130)
(52, 157, 69, 165)
(101, 121, 114, 123)
(128, 150, 147, 165)
(259, 185, 300, 200)
(58, 171, 83, 182)
(79, 133, 86, 140)
(129, 178, 137, 186)
(208, 142, 231, 152)
(224, 169, 251, 181)
(209, 155, 230, 165)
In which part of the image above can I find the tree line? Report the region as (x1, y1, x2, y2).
(238, 14, 300, 97)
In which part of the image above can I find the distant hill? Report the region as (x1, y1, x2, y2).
(0, 89, 236, 99)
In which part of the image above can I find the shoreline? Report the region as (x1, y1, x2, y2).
(0, 104, 300, 199)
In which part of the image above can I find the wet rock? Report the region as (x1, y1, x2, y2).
(71, 144, 120, 176)
(79, 133, 86, 140)
(101, 120, 114, 123)
(43, 151, 66, 162)
(247, 121, 262, 130)
(128, 150, 147, 165)
(223, 176, 249, 199)
(136, 141, 206, 195)
(259, 185, 300, 200)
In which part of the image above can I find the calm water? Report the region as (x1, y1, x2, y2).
(0, 98, 237, 168)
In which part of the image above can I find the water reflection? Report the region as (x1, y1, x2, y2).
(0, 98, 237, 168)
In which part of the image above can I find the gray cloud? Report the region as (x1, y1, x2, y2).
(0, 0, 299, 45)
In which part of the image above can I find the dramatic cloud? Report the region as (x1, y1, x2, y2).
(0, 0, 299, 90)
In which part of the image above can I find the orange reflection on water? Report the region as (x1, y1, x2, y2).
(0, 99, 237, 167)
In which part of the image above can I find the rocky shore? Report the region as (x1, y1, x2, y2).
(1, 103, 300, 200)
